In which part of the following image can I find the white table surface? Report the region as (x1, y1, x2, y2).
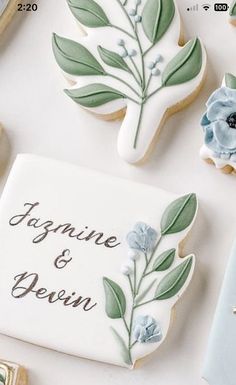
(0, 1, 236, 384)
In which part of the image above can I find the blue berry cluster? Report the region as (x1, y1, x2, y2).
(117, 39, 137, 58)
(128, 0, 142, 23)
(147, 54, 162, 76)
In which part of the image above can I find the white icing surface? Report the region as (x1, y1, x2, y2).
(0, 0, 9, 17)
(0, 154, 196, 368)
(62, 0, 207, 164)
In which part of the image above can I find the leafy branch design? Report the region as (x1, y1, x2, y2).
(103, 193, 197, 366)
(52, 0, 203, 151)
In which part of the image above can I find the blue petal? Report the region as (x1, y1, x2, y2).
(201, 113, 211, 127)
(207, 87, 236, 107)
(214, 121, 236, 149)
(207, 100, 236, 122)
(126, 231, 141, 250)
(204, 125, 214, 145)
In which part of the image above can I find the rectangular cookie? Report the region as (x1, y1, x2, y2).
(0, 154, 197, 368)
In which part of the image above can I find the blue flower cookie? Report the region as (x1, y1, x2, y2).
(200, 73, 236, 173)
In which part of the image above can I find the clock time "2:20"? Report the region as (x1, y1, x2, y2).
(18, 3, 38, 11)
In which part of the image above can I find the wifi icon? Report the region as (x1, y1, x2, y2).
(202, 3, 211, 10)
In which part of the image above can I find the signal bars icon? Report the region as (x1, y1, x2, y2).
(187, 3, 211, 11)
(187, 4, 199, 11)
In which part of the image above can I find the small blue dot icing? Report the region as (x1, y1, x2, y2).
(201, 87, 236, 161)
(203, 239, 236, 385)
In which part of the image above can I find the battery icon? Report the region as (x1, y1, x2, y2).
(214, 3, 229, 11)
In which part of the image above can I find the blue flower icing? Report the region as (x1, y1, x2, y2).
(133, 315, 162, 344)
(201, 87, 236, 159)
(126, 222, 158, 253)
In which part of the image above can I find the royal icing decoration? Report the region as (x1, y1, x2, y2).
(52, 0, 206, 164)
(200, 73, 236, 173)
(229, 1, 236, 25)
(0, 154, 197, 368)
(203, 239, 236, 385)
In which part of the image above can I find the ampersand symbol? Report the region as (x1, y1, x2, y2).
(54, 249, 72, 269)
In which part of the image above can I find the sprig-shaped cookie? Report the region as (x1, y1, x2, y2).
(53, 0, 206, 164)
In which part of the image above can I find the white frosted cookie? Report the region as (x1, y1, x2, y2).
(200, 73, 236, 174)
(0, 154, 198, 368)
(52, 0, 207, 164)
(0, 0, 18, 35)
(229, 1, 236, 25)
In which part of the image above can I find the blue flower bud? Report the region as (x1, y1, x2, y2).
(155, 54, 162, 63)
(129, 8, 136, 16)
(128, 49, 137, 57)
(134, 0, 142, 5)
(117, 38, 125, 47)
(126, 222, 158, 253)
(134, 14, 142, 22)
(147, 61, 155, 70)
(151, 68, 160, 76)
(118, 48, 128, 58)
(133, 315, 162, 343)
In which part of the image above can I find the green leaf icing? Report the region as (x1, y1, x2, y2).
(103, 277, 126, 319)
(142, 0, 175, 44)
(161, 193, 197, 235)
(162, 38, 202, 86)
(155, 256, 193, 300)
(230, 1, 236, 16)
(98, 46, 131, 73)
(65, 84, 125, 107)
(225, 73, 236, 89)
(67, 0, 110, 27)
(152, 248, 175, 271)
(52, 33, 105, 76)
(111, 327, 132, 365)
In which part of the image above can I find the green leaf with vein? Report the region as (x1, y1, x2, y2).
(0, 374, 5, 384)
(98, 46, 131, 73)
(135, 279, 156, 305)
(103, 277, 126, 319)
(161, 193, 197, 235)
(162, 38, 202, 86)
(65, 84, 126, 107)
(230, 1, 236, 16)
(225, 73, 236, 89)
(52, 33, 105, 76)
(153, 248, 175, 271)
(67, 0, 110, 27)
(155, 256, 193, 300)
(142, 0, 175, 44)
(111, 327, 132, 365)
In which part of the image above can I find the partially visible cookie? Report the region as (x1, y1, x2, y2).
(229, 1, 236, 25)
(0, 360, 28, 385)
(0, 0, 18, 35)
(200, 73, 236, 174)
